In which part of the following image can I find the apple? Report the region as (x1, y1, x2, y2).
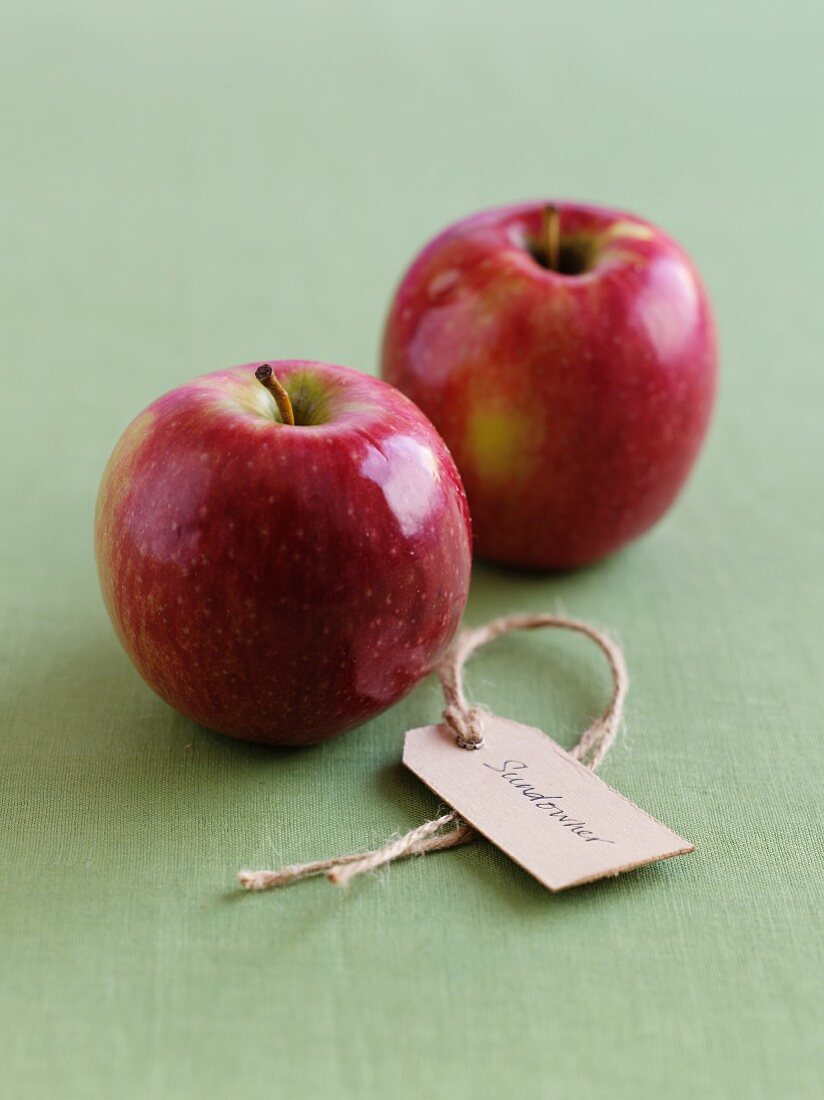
(94, 361, 472, 745)
(381, 201, 717, 569)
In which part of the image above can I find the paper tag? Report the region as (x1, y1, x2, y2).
(403, 716, 693, 891)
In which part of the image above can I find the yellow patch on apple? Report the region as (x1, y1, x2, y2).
(600, 220, 655, 243)
(466, 405, 537, 486)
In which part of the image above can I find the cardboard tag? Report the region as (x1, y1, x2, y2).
(403, 716, 693, 891)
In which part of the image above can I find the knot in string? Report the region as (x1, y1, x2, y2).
(239, 611, 628, 892)
(442, 702, 486, 749)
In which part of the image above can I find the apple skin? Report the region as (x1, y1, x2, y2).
(94, 361, 472, 746)
(381, 201, 717, 569)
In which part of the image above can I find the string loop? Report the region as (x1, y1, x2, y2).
(439, 612, 628, 767)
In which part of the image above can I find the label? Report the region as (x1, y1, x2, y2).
(403, 716, 694, 891)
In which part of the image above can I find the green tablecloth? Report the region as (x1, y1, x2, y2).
(2, 3, 822, 1096)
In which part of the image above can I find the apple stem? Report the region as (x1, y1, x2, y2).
(255, 364, 295, 426)
(543, 204, 560, 271)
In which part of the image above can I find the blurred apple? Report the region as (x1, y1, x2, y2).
(382, 201, 717, 568)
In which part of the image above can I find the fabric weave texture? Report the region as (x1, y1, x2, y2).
(1, 2, 822, 1097)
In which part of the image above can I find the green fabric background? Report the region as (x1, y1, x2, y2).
(2, 2, 822, 1097)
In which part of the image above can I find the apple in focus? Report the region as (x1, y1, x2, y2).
(381, 201, 717, 569)
(95, 361, 472, 745)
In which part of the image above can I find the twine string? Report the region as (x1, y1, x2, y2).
(239, 613, 628, 892)
(238, 813, 475, 891)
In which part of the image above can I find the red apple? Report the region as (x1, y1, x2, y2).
(94, 361, 472, 745)
(381, 201, 717, 569)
